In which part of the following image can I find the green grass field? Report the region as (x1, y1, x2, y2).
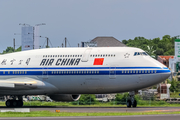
(0, 100, 180, 107)
(0, 111, 180, 117)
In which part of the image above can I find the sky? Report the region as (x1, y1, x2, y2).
(0, 0, 180, 52)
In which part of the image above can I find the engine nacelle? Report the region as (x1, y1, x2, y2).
(49, 94, 81, 102)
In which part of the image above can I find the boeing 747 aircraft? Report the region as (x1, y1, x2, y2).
(0, 47, 170, 107)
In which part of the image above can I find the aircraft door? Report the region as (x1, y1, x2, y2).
(81, 48, 92, 62)
(109, 67, 116, 79)
(42, 68, 48, 80)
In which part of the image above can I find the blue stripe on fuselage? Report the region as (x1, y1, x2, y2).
(0, 67, 171, 76)
(0, 67, 164, 70)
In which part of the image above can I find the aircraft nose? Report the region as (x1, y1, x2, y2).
(161, 68, 171, 80)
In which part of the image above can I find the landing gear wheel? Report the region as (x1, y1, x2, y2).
(6, 100, 12, 107)
(132, 100, 137, 108)
(127, 100, 131, 108)
(12, 100, 18, 107)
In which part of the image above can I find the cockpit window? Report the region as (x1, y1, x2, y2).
(134, 52, 148, 56)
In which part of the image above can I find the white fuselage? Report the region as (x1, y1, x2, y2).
(0, 47, 171, 95)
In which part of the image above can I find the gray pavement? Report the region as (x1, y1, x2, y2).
(1, 114, 180, 120)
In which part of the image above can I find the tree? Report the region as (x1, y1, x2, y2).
(78, 94, 98, 105)
(169, 78, 180, 92)
(123, 35, 175, 59)
(145, 46, 156, 58)
(1, 46, 21, 54)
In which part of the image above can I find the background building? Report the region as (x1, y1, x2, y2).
(82, 36, 126, 47)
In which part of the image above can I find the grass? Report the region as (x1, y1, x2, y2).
(170, 92, 180, 98)
(0, 100, 180, 107)
(0, 111, 180, 117)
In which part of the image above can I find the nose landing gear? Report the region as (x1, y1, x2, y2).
(5, 96, 23, 107)
(127, 91, 137, 108)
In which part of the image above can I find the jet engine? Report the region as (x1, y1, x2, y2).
(49, 94, 81, 102)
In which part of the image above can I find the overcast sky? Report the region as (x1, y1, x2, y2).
(0, 0, 179, 52)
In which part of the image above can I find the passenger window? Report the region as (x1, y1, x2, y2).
(52, 71, 53, 74)
(97, 71, 99, 74)
(94, 71, 96, 74)
(136, 71, 138, 73)
(139, 71, 141, 73)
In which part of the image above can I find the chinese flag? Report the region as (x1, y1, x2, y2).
(93, 58, 104, 65)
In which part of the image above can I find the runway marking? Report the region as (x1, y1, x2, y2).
(144, 109, 180, 112)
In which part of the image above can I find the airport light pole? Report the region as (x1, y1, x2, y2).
(39, 36, 50, 48)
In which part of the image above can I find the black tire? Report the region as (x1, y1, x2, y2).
(132, 100, 137, 108)
(12, 100, 18, 107)
(6, 100, 12, 107)
(127, 100, 131, 108)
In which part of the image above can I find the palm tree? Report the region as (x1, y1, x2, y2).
(145, 46, 156, 58)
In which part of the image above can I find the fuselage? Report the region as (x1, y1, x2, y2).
(0, 47, 171, 95)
